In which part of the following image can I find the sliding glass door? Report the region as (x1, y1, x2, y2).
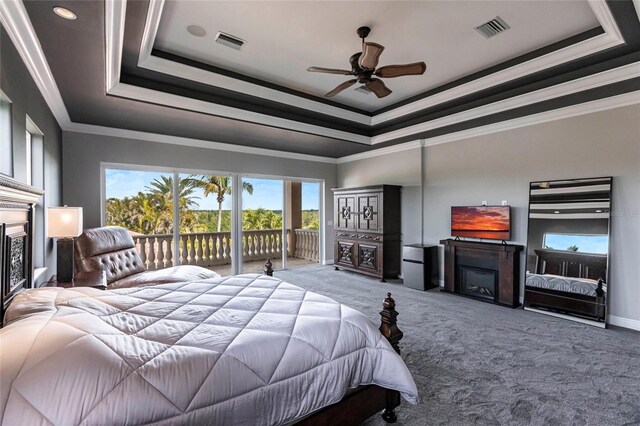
(104, 168, 175, 271)
(104, 167, 323, 275)
(241, 177, 284, 273)
(178, 173, 233, 276)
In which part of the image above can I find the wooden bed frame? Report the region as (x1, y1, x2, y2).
(264, 262, 404, 424)
(296, 292, 404, 425)
(524, 249, 607, 321)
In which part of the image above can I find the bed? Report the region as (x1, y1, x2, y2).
(0, 274, 418, 425)
(524, 249, 607, 321)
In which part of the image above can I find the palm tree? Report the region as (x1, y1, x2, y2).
(188, 176, 254, 232)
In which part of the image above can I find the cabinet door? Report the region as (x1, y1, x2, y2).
(357, 193, 381, 232)
(335, 195, 356, 230)
(335, 241, 356, 267)
(357, 243, 381, 273)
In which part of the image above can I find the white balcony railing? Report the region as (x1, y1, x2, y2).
(133, 229, 318, 271)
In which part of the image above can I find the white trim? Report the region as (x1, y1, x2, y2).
(337, 140, 422, 164)
(105, 0, 127, 92)
(323, 259, 334, 266)
(422, 91, 640, 147)
(336, 91, 640, 162)
(634, 0, 640, 25)
(524, 306, 606, 328)
(66, 123, 338, 164)
(609, 315, 640, 331)
(138, 0, 165, 65)
(371, 62, 640, 144)
(109, 82, 371, 144)
(134, 0, 623, 126)
(0, 0, 71, 127)
(140, 55, 373, 126)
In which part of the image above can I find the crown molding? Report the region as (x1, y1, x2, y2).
(105, 0, 127, 92)
(0, 0, 71, 127)
(133, 0, 623, 127)
(64, 122, 339, 164)
(338, 91, 640, 163)
(336, 141, 422, 164)
(108, 82, 371, 144)
(138, 0, 164, 66)
(371, 61, 640, 144)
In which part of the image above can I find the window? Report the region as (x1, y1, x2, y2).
(103, 165, 324, 276)
(0, 91, 12, 176)
(543, 233, 609, 254)
(26, 116, 45, 282)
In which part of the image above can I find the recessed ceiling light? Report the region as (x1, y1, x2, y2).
(595, 210, 602, 213)
(554, 211, 560, 214)
(187, 25, 206, 37)
(53, 6, 77, 20)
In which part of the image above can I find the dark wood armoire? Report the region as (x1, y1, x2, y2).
(332, 185, 401, 281)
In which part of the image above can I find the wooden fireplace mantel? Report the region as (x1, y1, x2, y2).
(1, 176, 43, 323)
(440, 239, 523, 308)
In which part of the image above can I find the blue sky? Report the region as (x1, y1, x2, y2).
(105, 169, 319, 210)
(544, 233, 608, 254)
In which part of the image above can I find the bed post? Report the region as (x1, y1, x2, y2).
(263, 259, 274, 276)
(595, 278, 605, 321)
(379, 293, 403, 355)
(379, 293, 403, 423)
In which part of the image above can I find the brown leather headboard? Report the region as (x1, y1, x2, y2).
(534, 249, 607, 282)
(75, 226, 145, 284)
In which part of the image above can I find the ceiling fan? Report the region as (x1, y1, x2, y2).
(307, 26, 427, 99)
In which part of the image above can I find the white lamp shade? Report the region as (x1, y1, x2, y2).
(48, 207, 83, 238)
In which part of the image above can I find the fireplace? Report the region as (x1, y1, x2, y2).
(440, 239, 523, 308)
(458, 266, 497, 301)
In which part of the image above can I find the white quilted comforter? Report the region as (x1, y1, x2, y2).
(0, 274, 417, 425)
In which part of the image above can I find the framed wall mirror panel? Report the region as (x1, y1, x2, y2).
(524, 177, 612, 327)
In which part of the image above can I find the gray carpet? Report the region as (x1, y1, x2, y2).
(275, 266, 640, 426)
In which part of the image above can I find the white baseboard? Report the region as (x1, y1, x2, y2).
(609, 315, 640, 331)
(322, 259, 334, 266)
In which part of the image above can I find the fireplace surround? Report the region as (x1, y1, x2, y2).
(440, 239, 523, 308)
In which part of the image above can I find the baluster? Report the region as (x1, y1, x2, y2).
(139, 237, 147, 269)
(148, 237, 156, 270)
(203, 234, 211, 265)
(166, 237, 173, 266)
(157, 237, 165, 269)
(180, 234, 187, 264)
(217, 235, 224, 261)
(188, 235, 196, 265)
(195, 234, 203, 265)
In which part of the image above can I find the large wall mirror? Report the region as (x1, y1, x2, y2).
(524, 177, 612, 327)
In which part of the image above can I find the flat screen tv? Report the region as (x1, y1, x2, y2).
(451, 206, 511, 241)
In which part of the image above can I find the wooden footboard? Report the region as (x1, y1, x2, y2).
(525, 282, 606, 321)
(294, 292, 404, 425)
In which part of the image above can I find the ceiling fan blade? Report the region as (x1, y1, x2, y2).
(365, 78, 392, 98)
(325, 79, 357, 97)
(375, 62, 427, 78)
(307, 66, 353, 75)
(358, 42, 385, 70)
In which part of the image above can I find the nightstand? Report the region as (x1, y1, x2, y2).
(46, 270, 107, 290)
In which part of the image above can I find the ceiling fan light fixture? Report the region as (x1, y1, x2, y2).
(215, 32, 246, 50)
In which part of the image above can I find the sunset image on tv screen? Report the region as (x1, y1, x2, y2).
(451, 206, 511, 240)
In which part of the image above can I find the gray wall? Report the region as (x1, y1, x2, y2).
(337, 148, 423, 247)
(62, 132, 337, 262)
(1, 25, 63, 282)
(338, 105, 640, 326)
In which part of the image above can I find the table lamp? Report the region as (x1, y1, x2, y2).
(48, 206, 83, 282)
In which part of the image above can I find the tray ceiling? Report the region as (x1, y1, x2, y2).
(154, 1, 600, 111)
(2, 0, 638, 159)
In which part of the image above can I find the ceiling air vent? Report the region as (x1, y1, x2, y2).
(475, 16, 510, 39)
(215, 32, 246, 50)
